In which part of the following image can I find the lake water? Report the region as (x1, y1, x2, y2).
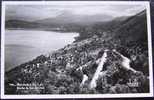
(5, 29, 78, 72)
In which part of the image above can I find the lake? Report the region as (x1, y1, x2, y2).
(5, 29, 78, 72)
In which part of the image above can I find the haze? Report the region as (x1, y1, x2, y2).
(5, 3, 146, 21)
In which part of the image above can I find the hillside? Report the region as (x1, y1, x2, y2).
(5, 10, 150, 94)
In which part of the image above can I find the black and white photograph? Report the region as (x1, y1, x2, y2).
(1, 1, 153, 99)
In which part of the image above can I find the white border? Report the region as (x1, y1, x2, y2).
(1, 1, 153, 99)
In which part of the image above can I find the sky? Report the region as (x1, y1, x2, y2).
(5, 3, 146, 21)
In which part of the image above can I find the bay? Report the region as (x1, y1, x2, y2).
(5, 29, 78, 72)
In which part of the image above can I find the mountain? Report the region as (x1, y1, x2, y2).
(35, 12, 114, 26)
(114, 10, 147, 43)
(5, 20, 41, 29)
(5, 12, 128, 32)
(5, 10, 149, 94)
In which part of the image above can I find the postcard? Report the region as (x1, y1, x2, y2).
(1, 1, 153, 99)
